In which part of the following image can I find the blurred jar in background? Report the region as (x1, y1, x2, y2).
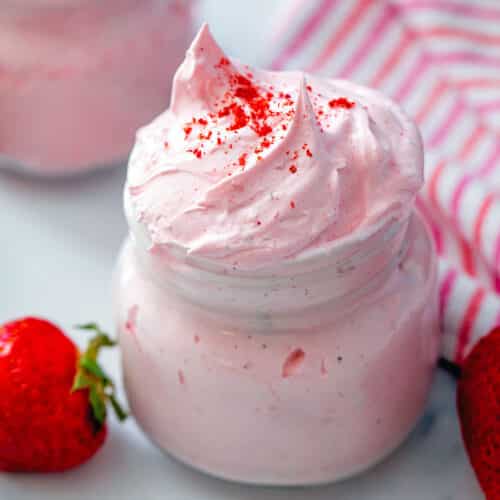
(0, 0, 193, 177)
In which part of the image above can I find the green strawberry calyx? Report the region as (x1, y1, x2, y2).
(71, 323, 128, 431)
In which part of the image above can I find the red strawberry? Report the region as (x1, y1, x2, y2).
(0, 317, 127, 473)
(457, 327, 500, 499)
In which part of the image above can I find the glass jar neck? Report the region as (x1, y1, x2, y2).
(132, 214, 411, 327)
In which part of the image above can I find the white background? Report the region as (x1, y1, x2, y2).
(0, 1, 484, 498)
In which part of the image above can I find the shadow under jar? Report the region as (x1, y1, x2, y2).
(0, 0, 192, 177)
(114, 210, 440, 485)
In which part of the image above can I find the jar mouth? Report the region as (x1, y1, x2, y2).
(127, 212, 415, 329)
(127, 212, 414, 322)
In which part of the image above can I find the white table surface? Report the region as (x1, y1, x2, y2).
(0, 1, 484, 498)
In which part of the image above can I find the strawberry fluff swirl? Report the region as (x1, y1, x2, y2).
(126, 24, 423, 270)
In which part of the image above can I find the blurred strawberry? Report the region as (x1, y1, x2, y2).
(457, 327, 500, 499)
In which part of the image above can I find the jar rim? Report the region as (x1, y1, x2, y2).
(128, 213, 419, 320)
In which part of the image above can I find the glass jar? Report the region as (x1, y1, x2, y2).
(114, 208, 440, 485)
(0, 0, 192, 177)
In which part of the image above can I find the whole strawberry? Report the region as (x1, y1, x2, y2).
(0, 318, 126, 473)
(457, 327, 500, 499)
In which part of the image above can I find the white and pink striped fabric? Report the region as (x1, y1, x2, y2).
(269, 0, 500, 365)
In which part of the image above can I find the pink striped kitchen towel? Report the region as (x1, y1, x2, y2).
(269, 0, 500, 364)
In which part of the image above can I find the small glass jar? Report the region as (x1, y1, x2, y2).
(0, 0, 192, 177)
(114, 208, 440, 485)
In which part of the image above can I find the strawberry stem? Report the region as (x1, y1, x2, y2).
(72, 323, 128, 429)
(109, 394, 128, 422)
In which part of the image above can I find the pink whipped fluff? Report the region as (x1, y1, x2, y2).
(127, 24, 424, 269)
(0, 0, 192, 174)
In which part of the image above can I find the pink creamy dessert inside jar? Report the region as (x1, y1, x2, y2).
(115, 25, 440, 485)
(0, 0, 192, 176)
